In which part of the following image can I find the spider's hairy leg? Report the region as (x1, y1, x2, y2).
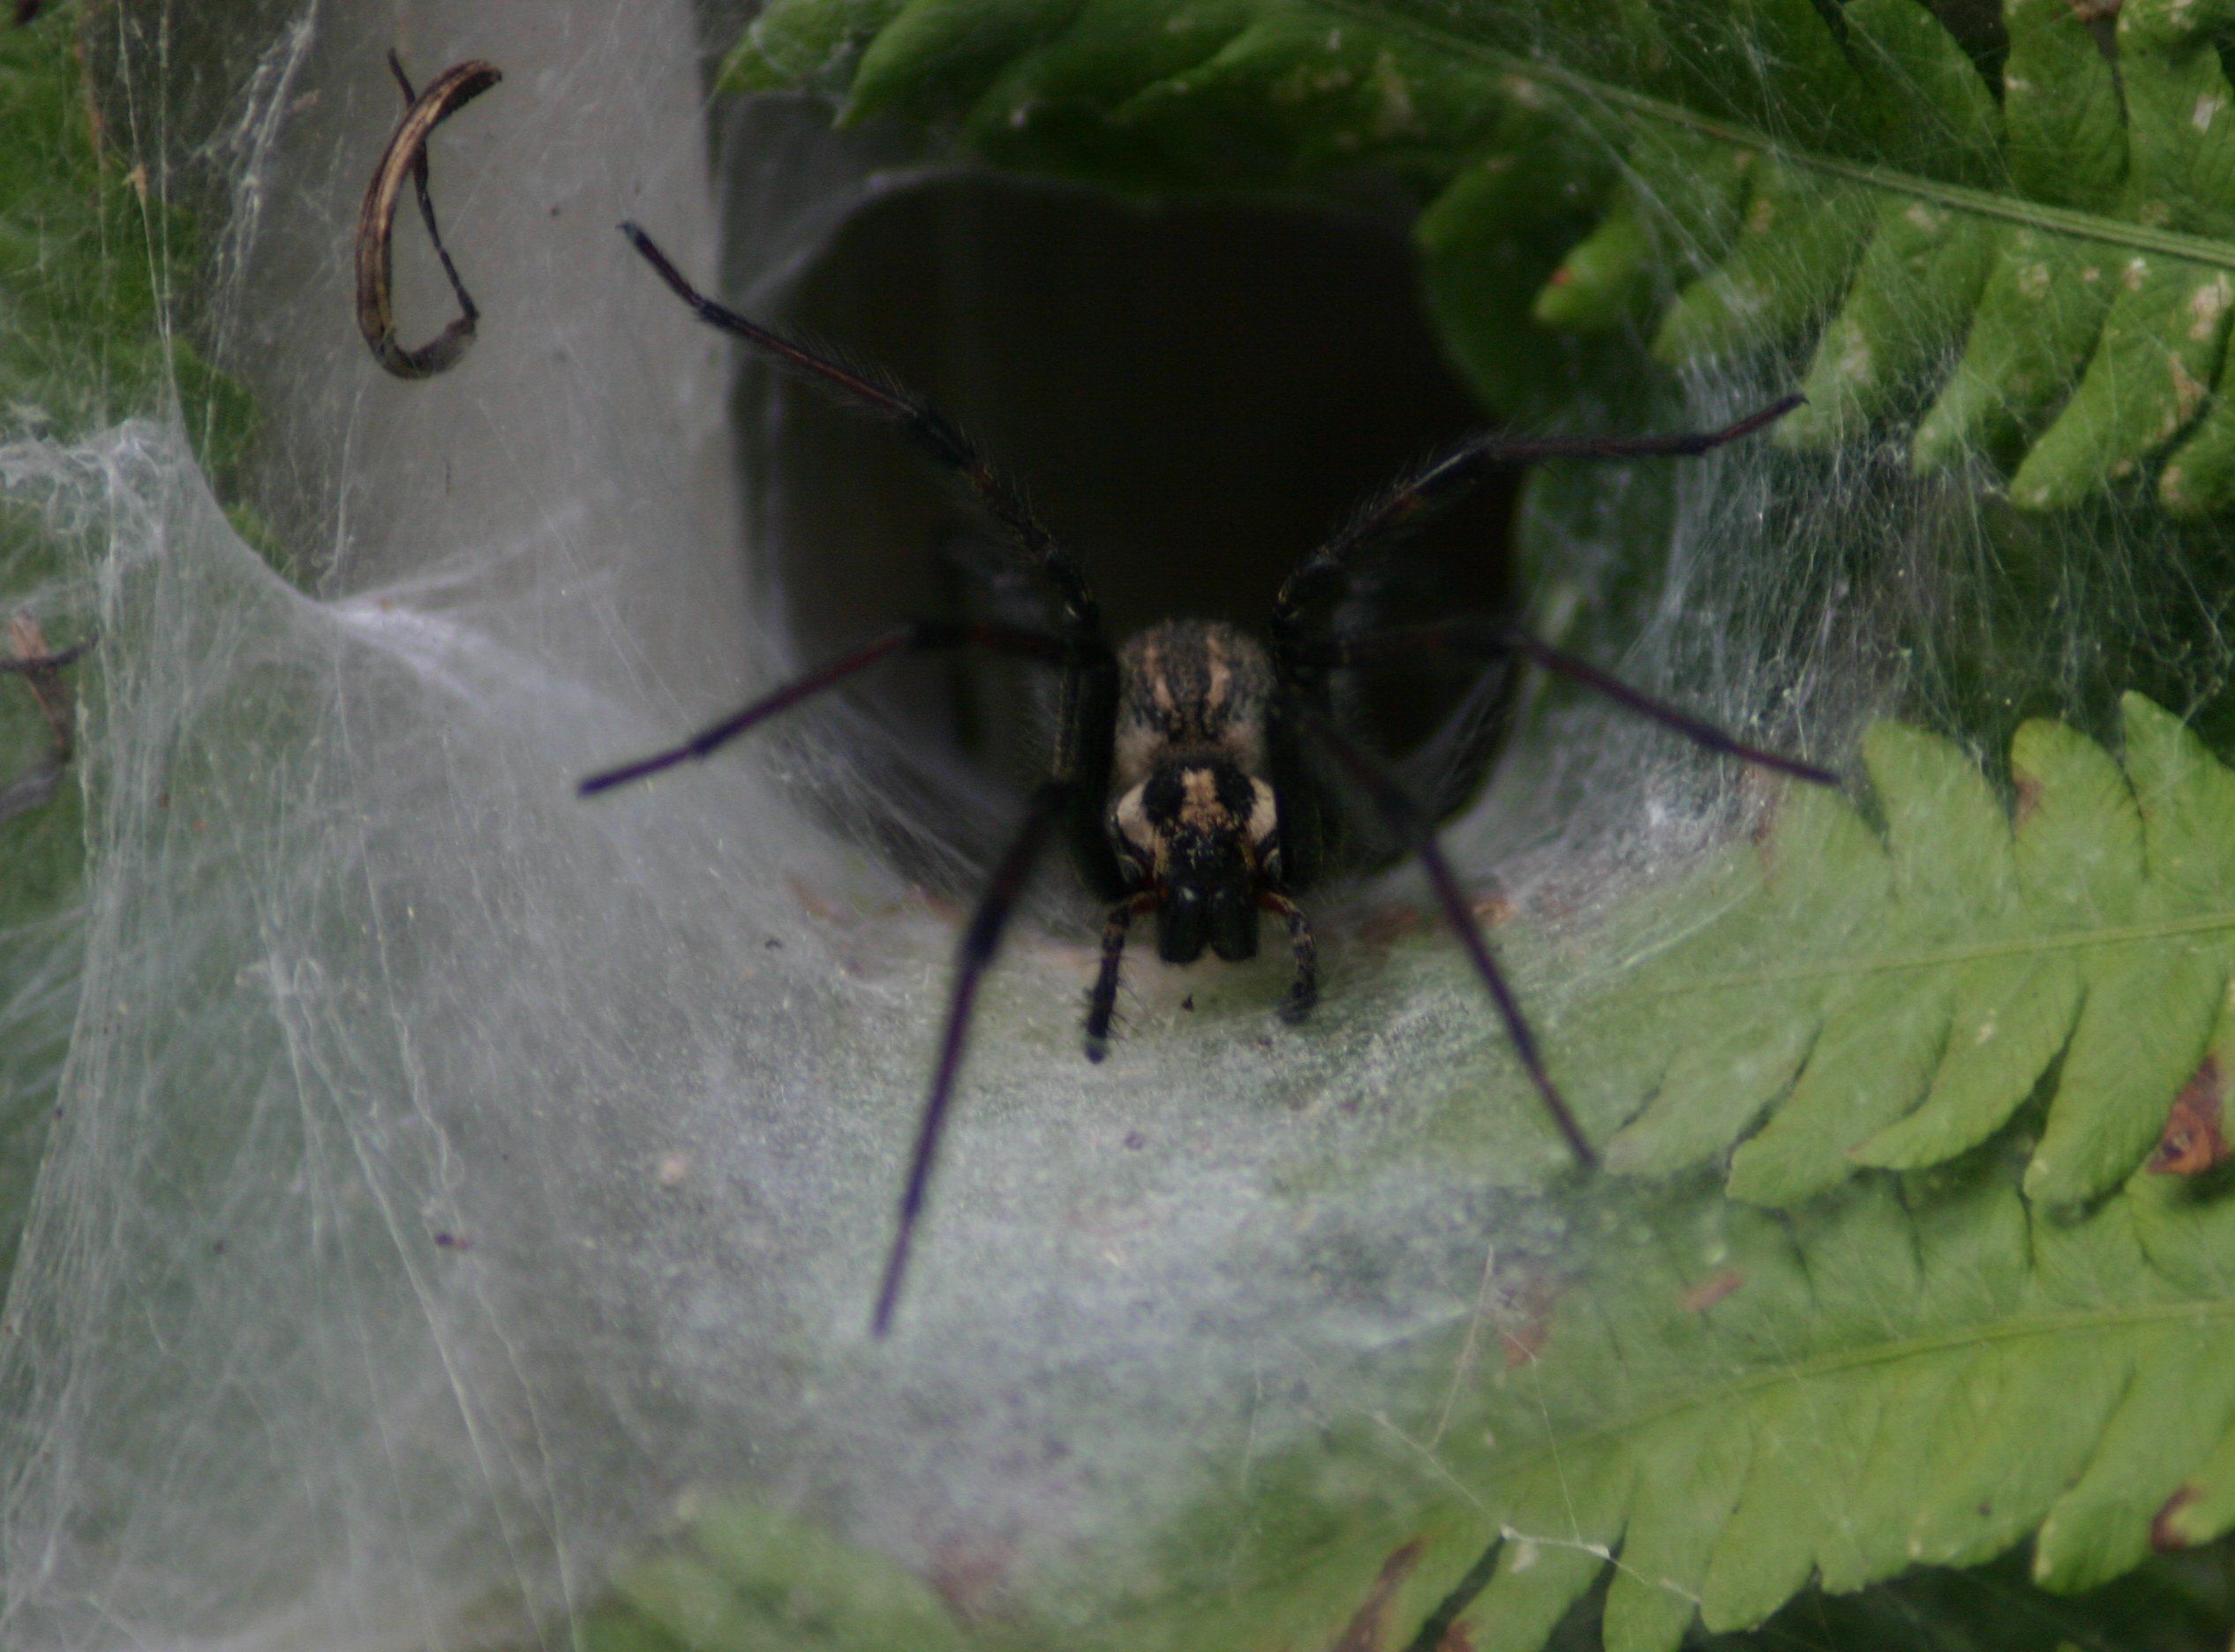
(619, 222, 1101, 635)
(579, 620, 1073, 796)
(1271, 394, 1801, 642)
(1313, 622, 1836, 785)
(1290, 700, 1597, 1170)
(1085, 891, 1157, 1063)
(876, 781, 1072, 1338)
(1259, 891, 1317, 1024)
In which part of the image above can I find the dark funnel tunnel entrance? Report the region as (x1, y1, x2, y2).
(739, 174, 1523, 886)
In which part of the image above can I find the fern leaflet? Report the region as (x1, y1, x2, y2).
(584, 1137, 2235, 1652)
(1463, 695, 2235, 1209)
(721, 0, 2235, 517)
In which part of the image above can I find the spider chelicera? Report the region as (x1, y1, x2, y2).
(584, 222, 1835, 1335)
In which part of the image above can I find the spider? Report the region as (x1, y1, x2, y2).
(584, 222, 1835, 1336)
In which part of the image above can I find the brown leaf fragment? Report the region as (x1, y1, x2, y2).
(1328, 1541, 1422, 1652)
(1746, 772, 1782, 847)
(1501, 1274, 1561, 1367)
(2148, 1055, 2227, 1175)
(928, 1532, 1017, 1624)
(356, 54, 501, 379)
(1681, 1268, 1745, 1313)
(8, 614, 78, 753)
(1354, 905, 1426, 950)
(2013, 773, 2043, 830)
(2153, 1485, 2201, 1552)
(1, 614, 92, 825)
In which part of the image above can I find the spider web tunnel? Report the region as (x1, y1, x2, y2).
(726, 161, 1522, 884)
(0, 15, 1841, 1641)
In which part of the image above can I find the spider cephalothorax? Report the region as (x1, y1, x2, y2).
(1110, 621, 1283, 965)
(584, 222, 1834, 1336)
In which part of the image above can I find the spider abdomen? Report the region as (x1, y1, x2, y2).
(1112, 620, 1274, 789)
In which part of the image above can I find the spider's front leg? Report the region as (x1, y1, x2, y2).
(1290, 698, 1599, 1169)
(1259, 891, 1317, 1024)
(1084, 891, 1156, 1063)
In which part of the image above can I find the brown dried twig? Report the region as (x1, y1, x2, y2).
(0, 614, 94, 824)
(355, 52, 501, 379)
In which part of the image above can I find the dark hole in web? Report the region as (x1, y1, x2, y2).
(736, 171, 1522, 882)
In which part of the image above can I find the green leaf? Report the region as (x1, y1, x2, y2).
(591, 1150, 2235, 1652)
(1648, 160, 1876, 370)
(720, 0, 912, 95)
(607, 1502, 971, 1652)
(847, 0, 1088, 125)
(0, 1, 252, 1277)
(1434, 1170, 2235, 1643)
(1499, 696, 2235, 1210)
(714, 0, 2235, 510)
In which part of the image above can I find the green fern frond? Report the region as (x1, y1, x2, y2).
(577, 698, 2235, 1652)
(681, 13, 2235, 1645)
(1374, 1155, 2235, 1650)
(1486, 693, 2233, 1209)
(583, 1091, 2235, 1652)
(720, 0, 2235, 517)
(1516, 0, 2235, 518)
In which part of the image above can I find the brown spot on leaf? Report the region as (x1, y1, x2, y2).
(1746, 770, 1784, 847)
(2149, 1055, 2227, 1175)
(1436, 1626, 1476, 1652)
(1355, 905, 1426, 950)
(1471, 890, 1515, 927)
(786, 874, 853, 929)
(929, 1533, 1017, 1622)
(909, 884, 964, 926)
(2153, 1485, 2201, 1551)
(1328, 1541, 1422, 1652)
(1680, 1268, 1745, 1313)
(1501, 1275, 1561, 1367)
(2013, 773, 2043, 830)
